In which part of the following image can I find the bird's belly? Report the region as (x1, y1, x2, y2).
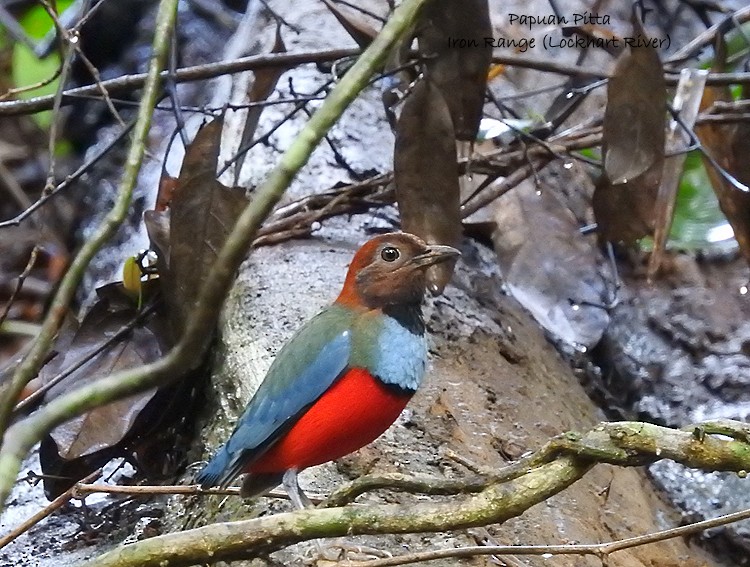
(249, 368, 412, 473)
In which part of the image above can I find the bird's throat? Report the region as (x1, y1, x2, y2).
(382, 302, 425, 336)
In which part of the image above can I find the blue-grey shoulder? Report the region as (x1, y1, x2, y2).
(371, 313, 427, 392)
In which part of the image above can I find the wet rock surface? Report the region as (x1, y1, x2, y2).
(594, 255, 750, 561)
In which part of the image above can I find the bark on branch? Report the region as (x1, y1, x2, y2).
(84, 419, 750, 567)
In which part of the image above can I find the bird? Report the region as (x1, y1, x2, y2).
(195, 232, 460, 507)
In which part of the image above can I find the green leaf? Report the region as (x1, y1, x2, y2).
(668, 151, 733, 251)
(10, 0, 74, 127)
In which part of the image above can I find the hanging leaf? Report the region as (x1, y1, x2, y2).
(593, 14, 666, 243)
(394, 78, 460, 294)
(695, 38, 750, 269)
(233, 27, 287, 185)
(417, 0, 492, 141)
(167, 117, 250, 334)
(492, 181, 611, 349)
(321, 0, 378, 49)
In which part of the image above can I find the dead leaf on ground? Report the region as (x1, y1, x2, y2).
(493, 181, 612, 349)
(394, 78, 460, 294)
(593, 15, 666, 243)
(417, 0, 492, 141)
(37, 283, 170, 497)
(695, 38, 750, 269)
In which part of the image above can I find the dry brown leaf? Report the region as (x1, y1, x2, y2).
(593, 15, 665, 243)
(321, 0, 378, 48)
(394, 78, 460, 294)
(233, 27, 287, 184)
(417, 0, 492, 141)
(37, 284, 170, 497)
(168, 117, 250, 334)
(648, 69, 708, 279)
(695, 41, 750, 269)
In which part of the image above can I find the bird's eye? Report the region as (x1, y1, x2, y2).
(381, 246, 400, 262)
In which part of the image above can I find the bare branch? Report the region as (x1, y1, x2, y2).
(0, 469, 102, 551)
(81, 419, 750, 567)
(0, 49, 359, 117)
(339, 506, 750, 567)
(84, 458, 591, 567)
(0, 0, 433, 514)
(0, 246, 40, 329)
(0, 0, 180, 454)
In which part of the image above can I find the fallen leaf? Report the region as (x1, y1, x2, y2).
(493, 180, 612, 349)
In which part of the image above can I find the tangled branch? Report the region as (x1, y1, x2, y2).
(82, 419, 750, 567)
(0, 0, 433, 515)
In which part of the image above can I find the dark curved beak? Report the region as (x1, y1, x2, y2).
(410, 244, 461, 268)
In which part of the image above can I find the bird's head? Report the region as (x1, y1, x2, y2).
(336, 232, 460, 309)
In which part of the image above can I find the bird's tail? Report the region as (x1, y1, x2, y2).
(196, 447, 282, 497)
(195, 446, 233, 488)
(240, 472, 283, 498)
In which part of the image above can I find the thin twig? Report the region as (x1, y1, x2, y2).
(0, 120, 136, 230)
(38, 1, 78, 192)
(667, 5, 750, 64)
(39, 0, 126, 128)
(0, 161, 32, 210)
(340, 506, 750, 567)
(217, 80, 333, 177)
(0, 246, 40, 329)
(70, 482, 325, 504)
(60, 93, 326, 114)
(74, 483, 241, 497)
(0, 49, 359, 117)
(0, 63, 63, 101)
(12, 303, 159, 414)
(0, 0, 179, 453)
(0, 469, 102, 551)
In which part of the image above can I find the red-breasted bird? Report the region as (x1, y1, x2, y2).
(195, 232, 459, 506)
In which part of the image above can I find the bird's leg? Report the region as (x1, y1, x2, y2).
(282, 469, 314, 510)
(282, 469, 333, 562)
(283, 471, 390, 563)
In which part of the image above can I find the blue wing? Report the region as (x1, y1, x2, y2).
(196, 307, 353, 487)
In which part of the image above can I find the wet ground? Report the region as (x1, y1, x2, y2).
(593, 252, 750, 562)
(2, 0, 750, 565)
